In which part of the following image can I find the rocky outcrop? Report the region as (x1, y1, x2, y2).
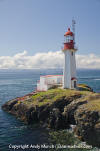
(63, 99, 88, 125)
(74, 108, 100, 147)
(2, 89, 82, 127)
(2, 86, 100, 147)
(48, 108, 67, 129)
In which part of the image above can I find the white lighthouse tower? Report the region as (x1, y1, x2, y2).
(62, 24, 77, 89)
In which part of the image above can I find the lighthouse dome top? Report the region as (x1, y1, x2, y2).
(64, 28, 73, 36)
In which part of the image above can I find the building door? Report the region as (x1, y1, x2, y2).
(74, 81, 76, 88)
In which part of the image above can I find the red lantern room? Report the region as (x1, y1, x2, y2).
(63, 28, 74, 50)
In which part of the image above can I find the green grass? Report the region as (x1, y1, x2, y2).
(81, 97, 100, 111)
(22, 88, 95, 107)
(20, 87, 100, 112)
(77, 84, 93, 92)
(23, 88, 82, 107)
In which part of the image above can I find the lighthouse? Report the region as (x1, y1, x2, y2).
(37, 22, 77, 92)
(62, 26, 77, 89)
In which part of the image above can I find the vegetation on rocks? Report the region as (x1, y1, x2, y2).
(24, 88, 82, 106)
(2, 84, 100, 147)
(77, 84, 93, 92)
(49, 130, 92, 151)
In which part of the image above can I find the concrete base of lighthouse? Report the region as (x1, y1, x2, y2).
(63, 49, 77, 89)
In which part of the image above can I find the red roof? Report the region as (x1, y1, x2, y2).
(64, 28, 73, 36)
(71, 77, 77, 80)
(41, 75, 63, 78)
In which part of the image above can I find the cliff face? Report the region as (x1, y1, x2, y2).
(2, 84, 100, 147)
(74, 95, 100, 147)
(2, 89, 82, 128)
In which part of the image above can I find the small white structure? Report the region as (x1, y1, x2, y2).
(37, 75, 63, 91)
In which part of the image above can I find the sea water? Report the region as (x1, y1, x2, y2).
(0, 69, 100, 151)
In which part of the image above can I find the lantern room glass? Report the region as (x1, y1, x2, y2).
(64, 35, 73, 43)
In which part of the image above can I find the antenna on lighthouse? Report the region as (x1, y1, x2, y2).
(72, 19, 76, 45)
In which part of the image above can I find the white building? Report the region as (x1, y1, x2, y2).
(37, 26, 77, 91)
(37, 75, 63, 91)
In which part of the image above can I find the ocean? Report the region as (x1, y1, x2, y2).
(0, 69, 100, 151)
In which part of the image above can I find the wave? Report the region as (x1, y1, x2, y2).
(94, 79, 100, 81)
(79, 77, 100, 81)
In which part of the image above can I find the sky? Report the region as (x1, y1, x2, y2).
(0, 0, 100, 69)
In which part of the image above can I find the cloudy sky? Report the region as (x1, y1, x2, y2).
(0, 51, 100, 69)
(0, 0, 100, 69)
